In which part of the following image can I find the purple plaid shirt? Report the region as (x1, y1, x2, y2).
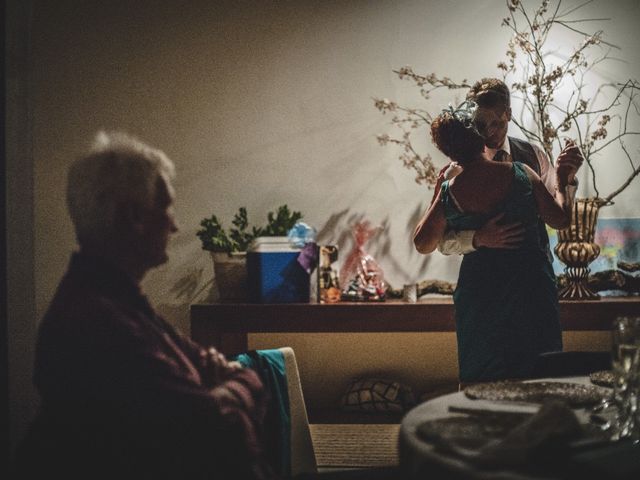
(19, 252, 275, 479)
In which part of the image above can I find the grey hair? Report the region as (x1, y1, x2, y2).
(66, 131, 175, 245)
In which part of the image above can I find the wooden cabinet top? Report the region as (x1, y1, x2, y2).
(191, 297, 640, 333)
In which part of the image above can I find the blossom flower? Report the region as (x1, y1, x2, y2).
(376, 134, 390, 146)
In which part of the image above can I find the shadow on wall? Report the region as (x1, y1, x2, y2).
(318, 203, 434, 286)
(156, 266, 214, 335)
(385, 202, 435, 285)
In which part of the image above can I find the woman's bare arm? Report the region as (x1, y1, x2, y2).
(521, 163, 572, 230)
(413, 190, 447, 254)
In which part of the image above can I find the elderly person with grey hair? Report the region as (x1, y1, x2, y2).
(14, 132, 275, 480)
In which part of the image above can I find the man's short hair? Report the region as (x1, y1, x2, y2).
(67, 131, 175, 245)
(467, 78, 511, 111)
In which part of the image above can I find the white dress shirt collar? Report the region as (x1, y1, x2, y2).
(483, 137, 511, 161)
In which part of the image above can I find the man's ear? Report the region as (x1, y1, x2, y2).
(506, 107, 512, 121)
(118, 202, 145, 235)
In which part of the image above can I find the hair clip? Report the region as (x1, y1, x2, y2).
(442, 100, 478, 127)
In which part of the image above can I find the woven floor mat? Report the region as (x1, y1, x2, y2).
(309, 423, 400, 468)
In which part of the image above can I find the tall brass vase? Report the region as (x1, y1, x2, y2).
(554, 198, 606, 300)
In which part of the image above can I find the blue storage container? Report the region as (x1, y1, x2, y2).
(247, 237, 310, 303)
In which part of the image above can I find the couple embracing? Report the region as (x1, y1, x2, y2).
(414, 78, 583, 384)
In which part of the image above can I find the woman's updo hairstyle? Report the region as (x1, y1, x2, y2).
(430, 101, 485, 165)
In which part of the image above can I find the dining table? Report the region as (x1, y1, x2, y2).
(399, 375, 640, 479)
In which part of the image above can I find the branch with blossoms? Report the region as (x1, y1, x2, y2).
(501, 0, 640, 204)
(375, 130, 438, 186)
(373, 67, 470, 187)
(374, 0, 639, 201)
(391, 67, 471, 102)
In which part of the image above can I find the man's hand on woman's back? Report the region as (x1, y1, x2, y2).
(472, 212, 525, 249)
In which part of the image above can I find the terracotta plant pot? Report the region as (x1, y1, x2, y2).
(211, 251, 247, 303)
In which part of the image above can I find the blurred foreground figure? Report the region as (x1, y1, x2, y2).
(14, 132, 274, 480)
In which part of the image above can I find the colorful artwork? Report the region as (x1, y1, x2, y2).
(548, 217, 640, 275)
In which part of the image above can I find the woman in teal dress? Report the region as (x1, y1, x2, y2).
(413, 102, 573, 383)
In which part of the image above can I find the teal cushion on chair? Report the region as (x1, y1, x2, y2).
(235, 349, 292, 478)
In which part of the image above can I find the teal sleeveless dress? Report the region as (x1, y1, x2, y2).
(441, 162, 562, 383)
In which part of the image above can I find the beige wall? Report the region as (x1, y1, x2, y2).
(251, 332, 460, 408)
(28, 0, 640, 326)
(8, 0, 639, 448)
(249, 331, 611, 409)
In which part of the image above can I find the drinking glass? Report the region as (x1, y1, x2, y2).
(610, 316, 640, 441)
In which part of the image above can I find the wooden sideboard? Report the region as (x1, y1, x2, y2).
(190, 297, 640, 354)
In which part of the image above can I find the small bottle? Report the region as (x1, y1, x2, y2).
(318, 245, 341, 303)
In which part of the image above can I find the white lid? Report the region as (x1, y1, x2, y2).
(248, 236, 300, 252)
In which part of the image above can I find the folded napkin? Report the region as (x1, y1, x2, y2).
(417, 400, 586, 469)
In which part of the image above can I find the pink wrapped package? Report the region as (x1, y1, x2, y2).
(339, 221, 387, 302)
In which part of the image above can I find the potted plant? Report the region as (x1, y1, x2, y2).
(197, 205, 303, 302)
(374, 0, 639, 300)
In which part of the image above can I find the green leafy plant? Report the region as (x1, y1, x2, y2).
(197, 214, 233, 252)
(260, 205, 303, 236)
(228, 207, 262, 252)
(196, 205, 303, 253)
